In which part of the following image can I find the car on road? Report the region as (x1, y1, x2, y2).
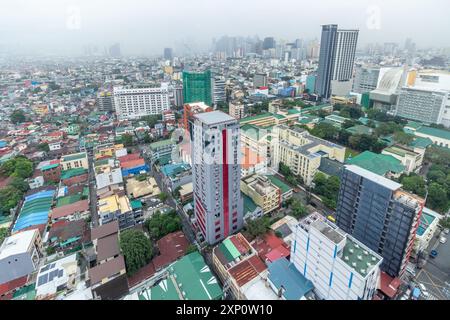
(444, 228, 449, 235)
(440, 237, 447, 244)
(327, 215, 336, 223)
(430, 250, 438, 259)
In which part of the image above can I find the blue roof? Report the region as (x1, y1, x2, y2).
(0, 141, 7, 148)
(161, 163, 191, 177)
(13, 190, 55, 232)
(268, 258, 314, 300)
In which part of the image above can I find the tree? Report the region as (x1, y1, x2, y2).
(119, 229, 153, 275)
(311, 123, 338, 140)
(142, 115, 162, 128)
(400, 174, 426, 198)
(186, 244, 198, 254)
(313, 173, 340, 210)
(393, 131, 414, 145)
(1, 157, 34, 179)
(289, 199, 308, 219)
(158, 192, 169, 203)
(375, 121, 403, 136)
(37, 143, 50, 152)
(10, 109, 26, 124)
(0, 186, 23, 215)
(143, 133, 152, 144)
(439, 217, 450, 229)
(145, 210, 182, 240)
(9, 177, 29, 193)
(246, 216, 271, 239)
(0, 228, 8, 246)
(122, 134, 134, 147)
(427, 183, 449, 213)
(279, 162, 292, 177)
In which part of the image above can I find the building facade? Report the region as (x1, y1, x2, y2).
(335, 165, 425, 277)
(273, 125, 346, 186)
(291, 213, 382, 300)
(97, 91, 114, 112)
(192, 111, 243, 245)
(241, 174, 281, 215)
(316, 25, 358, 99)
(182, 70, 212, 106)
(113, 86, 170, 120)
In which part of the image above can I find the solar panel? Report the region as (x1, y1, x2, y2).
(41, 265, 50, 272)
(49, 263, 56, 269)
(49, 269, 59, 282)
(59, 269, 64, 277)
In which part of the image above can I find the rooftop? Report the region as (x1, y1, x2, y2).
(341, 237, 381, 277)
(345, 164, 403, 191)
(268, 258, 314, 300)
(416, 126, 450, 141)
(0, 229, 38, 260)
(61, 152, 87, 162)
(195, 111, 236, 125)
(346, 151, 405, 176)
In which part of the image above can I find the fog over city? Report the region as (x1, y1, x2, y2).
(1, 0, 450, 56)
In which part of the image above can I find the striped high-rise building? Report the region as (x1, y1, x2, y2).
(316, 25, 359, 99)
(192, 111, 243, 245)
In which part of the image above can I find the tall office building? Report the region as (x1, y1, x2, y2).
(262, 37, 276, 50)
(113, 86, 170, 120)
(97, 91, 114, 112)
(316, 25, 359, 99)
(335, 165, 425, 277)
(291, 213, 383, 300)
(212, 76, 226, 105)
(109, 43, 121, 57)
(253, 73, 268, 88)
(192, 111, 243, 245)
(174, 85, 184, 108)
(183, 70, 212, 106)
(164, 47, 173, 60)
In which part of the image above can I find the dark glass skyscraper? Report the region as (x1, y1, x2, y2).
(316, 25, 338, 99)
(263, 37, 276, 50)
(335, 165, 424, 277)
(164, 48, 173, 60)
(316, 25, 359, 99)
(182, 70, 212, 106)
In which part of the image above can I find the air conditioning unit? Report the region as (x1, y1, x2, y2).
(360, 268, 366, 273)
(357, 255, 362, 260)
(352, 262, 357, 267)
(344, 256, 349, 261)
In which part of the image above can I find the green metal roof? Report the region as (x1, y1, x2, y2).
(346, 151, 405, 176)
(130, 200, 143, 210)
(405, 121, 423, 130)
(267, 175, 292, 194)
(61, 168, 87, 180)
(56, 194, 82, 207)
(138, 278, 180, 300)
(241, 124, 268, 141)
(416, 126, 450, 141)
(239, 113, 274, 124)
(410, 137, 433, 149)
(61, 152, 86, 162)
(40, 163, 60, 171)
(170, 252, 222, 300)
(149, 139, 175, 151)
(222, 238, 241, 260)
(287, 109, 301, 115)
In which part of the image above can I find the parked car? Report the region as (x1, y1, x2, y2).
(444, 228, 449, 235)
(430, 250, 439, 258)
(440, 237, 447, 244)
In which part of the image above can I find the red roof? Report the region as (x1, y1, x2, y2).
(379, 271, 402, 298)
(128, 263, 156, 288)
(62, 173, 88, 186)
(228, 255, 267, 287)
(120, 159, 145, 169)
(265, 245, 290, 263)
(51, 200, 89, 219)
(153, 231, 189, 270)
(118, 153, 141, 163)
(0, 276, 28, 297)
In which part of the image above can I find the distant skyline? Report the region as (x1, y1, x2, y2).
(1, 0, 449, 56)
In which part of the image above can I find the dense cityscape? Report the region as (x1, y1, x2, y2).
(1, 3, 450, 305)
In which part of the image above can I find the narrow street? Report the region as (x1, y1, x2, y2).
(87, 152, 99, 228)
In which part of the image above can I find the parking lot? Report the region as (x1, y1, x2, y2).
(415, 231, 450, 300)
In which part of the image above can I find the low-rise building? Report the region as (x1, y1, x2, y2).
(212, 233, 278, 300)
(97, 194, 138, 229)
(60, 152, 88, 171)
(291, 213, 383, 300)
(382, 145, 424, 174)
(273, 125, 346, 185)
(148, 139, 176, 166)
(241, 174, 281, 215)
(0, 229, 43, 285)
(413, 207, 442, 257)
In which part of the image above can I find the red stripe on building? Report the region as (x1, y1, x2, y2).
(222, 128, 229, 238)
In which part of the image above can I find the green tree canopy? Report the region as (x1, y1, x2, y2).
(246, 216, 271, 239)
(119, 229, 153, 275)
(427, 183, 449, 212)
(10, 109, 26, 124)
(122, 134, 134, 147)
(0, 228, 8, 246)
(400, 174, 427, 198)
(144, 210, 182, 240)
(393, 131, 414, 145)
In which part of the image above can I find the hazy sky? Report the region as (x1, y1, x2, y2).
(1, 0, 449, 56)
